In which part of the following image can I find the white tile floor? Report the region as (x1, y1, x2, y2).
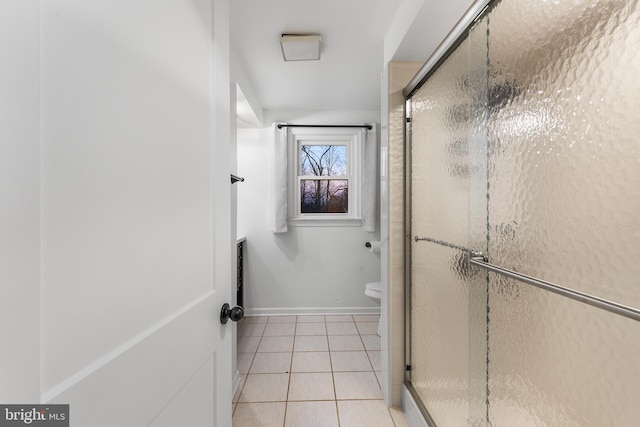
(234, 314, 409, 427)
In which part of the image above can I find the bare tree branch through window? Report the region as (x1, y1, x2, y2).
(299, 145, 348, 213)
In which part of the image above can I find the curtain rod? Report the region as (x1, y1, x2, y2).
(277, 124, 372, 130)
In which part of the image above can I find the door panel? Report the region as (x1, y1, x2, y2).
(150, 357, 215, 427)
(47, 293, 221, 426)
(39, 0, 233, 425)
(0, 0, 41, 404)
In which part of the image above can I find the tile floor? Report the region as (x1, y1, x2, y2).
(234, 314, 409, 427)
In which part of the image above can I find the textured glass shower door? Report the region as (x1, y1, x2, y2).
(408, 17, 489, 426)
(408, 0, 640, 425)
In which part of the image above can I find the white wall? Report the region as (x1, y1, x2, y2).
(237, 110, 382, 315)
(0, 0, 41, 403)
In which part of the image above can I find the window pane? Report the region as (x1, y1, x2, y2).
(300, 179, 348, 213)
(300, 145, 347, 176)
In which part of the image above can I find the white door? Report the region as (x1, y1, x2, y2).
(1, 0, 234, 426)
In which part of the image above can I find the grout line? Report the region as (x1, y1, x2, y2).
(388, 406, 397, 427)
(282, 401, 288, 427)
(330, 316, 342, 426)
(326, 315, 339, 405)
(235, 321, 253, 405)
(283, 317, 294, 426)
(358, 327, 378, 379)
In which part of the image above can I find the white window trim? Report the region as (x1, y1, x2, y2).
(287, 127, 363, 227)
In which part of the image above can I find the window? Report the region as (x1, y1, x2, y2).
(300, 144, 348, 213)
(288, 128, 363, 226)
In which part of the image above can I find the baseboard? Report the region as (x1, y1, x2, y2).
(402, 384, 430, 427)
(243, 306, 381, 317)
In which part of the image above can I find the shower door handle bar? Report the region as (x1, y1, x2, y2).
(469, 256, 640, 323)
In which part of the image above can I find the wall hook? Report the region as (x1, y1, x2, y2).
(231, 174, 245, 184)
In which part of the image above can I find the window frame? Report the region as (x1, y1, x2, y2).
(287, 127, 363, 227)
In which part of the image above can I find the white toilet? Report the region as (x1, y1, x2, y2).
(365, 281, 382, 336)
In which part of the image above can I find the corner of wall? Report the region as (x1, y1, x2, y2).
(231, 49, 264, 128)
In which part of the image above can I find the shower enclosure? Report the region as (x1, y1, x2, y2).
(405, 0, 640, 425)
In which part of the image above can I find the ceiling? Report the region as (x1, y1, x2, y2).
(230, 0, 474, 118)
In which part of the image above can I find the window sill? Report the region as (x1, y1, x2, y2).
(288, 217, 363, 227)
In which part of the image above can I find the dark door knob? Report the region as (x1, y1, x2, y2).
(220, 303, 244, 324)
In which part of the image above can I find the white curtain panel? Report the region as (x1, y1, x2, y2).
(270, 123, 288, 233)
(362, 124, 377, 232)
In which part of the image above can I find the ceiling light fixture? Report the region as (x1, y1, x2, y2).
(280, 34, 322, 61)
